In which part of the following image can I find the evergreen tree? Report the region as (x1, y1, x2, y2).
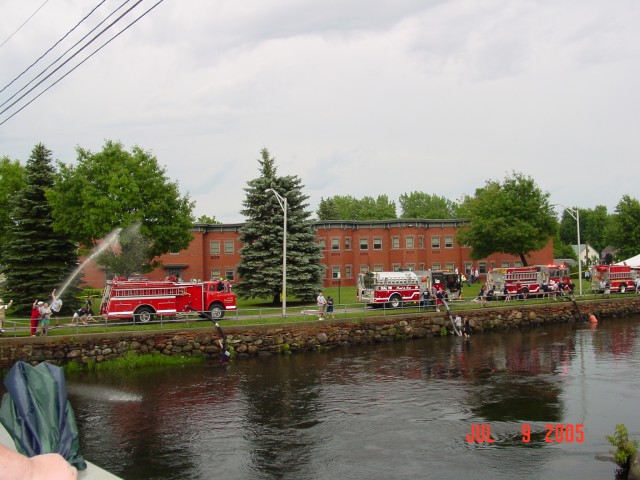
(1, 144, 80, 315)
(236, 148, 323, 304)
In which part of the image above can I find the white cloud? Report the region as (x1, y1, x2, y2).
(1, 0, 639, 223)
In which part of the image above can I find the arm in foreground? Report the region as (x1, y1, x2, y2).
(0, 444, 77, 480)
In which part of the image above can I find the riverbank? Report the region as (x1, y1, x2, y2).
(1, 297, 639, 370)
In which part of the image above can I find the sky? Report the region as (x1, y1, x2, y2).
(1, 0, 639, 224)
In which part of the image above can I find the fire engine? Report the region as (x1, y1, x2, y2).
(487, 267, 541, 296)
(356, 271, 428, 307)
(589, 265, 637, 293)
(99, 278, 237, 322)
(487, 265, 572, 297)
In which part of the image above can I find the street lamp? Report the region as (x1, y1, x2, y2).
(337, 272, 341, 306)
(266, 188, 287, 317)
(556, 204, 583, 297)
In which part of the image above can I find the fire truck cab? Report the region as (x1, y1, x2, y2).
(589, 265, 636, 293)
(100, 278, 237, 322)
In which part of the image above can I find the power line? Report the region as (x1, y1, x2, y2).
(0, 0, 109, 95)
(0, 0, 51, 50)
(0, 0, 166, 127)
(0, 0, 140, 110)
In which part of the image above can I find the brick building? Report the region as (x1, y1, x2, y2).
(81, 219, 555, 290)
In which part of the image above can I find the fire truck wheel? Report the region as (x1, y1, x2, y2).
(135, 306, 155, 323)
(388, 294, 402, 309)
(620, 284, 627, 293)
(210, 305, 225, 319)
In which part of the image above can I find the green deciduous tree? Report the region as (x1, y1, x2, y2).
(316, 195, 396, 220)
(1, 144, 80, 315)
(607, 195, 640, 260)
(195, 214, 220, 224)
(47, 140, 195, 269)
(457, 172, 556, 266)
(399, 191, 459, 218)
(559, 205, 610, 254)
(0, 157, 26, 266)
(236, 148, 324, 304)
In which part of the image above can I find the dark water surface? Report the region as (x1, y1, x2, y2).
(63, 316, 640, 479)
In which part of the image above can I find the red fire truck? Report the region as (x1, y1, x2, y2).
(356, 271, 428, 307)
(486, 267, 542, 296)
(99, 278, 237, 322)
(589, 265, 637, 293)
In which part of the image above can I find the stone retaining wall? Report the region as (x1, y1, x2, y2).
(1, 298, 639, 369)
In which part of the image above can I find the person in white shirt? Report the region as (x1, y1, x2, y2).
(317, 291, 327, 320)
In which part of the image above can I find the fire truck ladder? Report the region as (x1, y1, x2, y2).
(112, 286, 187, 297)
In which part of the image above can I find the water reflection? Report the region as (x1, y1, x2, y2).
(18, 316, 640, 479)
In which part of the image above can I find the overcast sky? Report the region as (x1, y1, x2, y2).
(1, 0, 639, 223)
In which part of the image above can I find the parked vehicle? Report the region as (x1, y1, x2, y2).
(99, 278, 237, 322)
(589, 265, 637, 293)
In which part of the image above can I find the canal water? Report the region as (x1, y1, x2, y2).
(34, 316, 640, 478)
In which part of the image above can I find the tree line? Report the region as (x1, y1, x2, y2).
(2, 142, 639, 312)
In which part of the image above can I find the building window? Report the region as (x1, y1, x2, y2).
(331, 238, 340, 250)
(392, 264, 401, 271)
(479, 262, 487, 274)
(514, 261, 523, 268)
(211, 269, 220, 280)
(359, 238, 369, 250)
(225, 270, 235, 281)
(319, 238, 326, 250)
(405, 236, 415, 249)
(444, 236, 454, 248)
(490, 261, 496, 269)
(332, 266, 341, 279)
(502, 261, 510, 268)
(360, 265, 369, 273)
(445, 263, 454, 271)
(392, 237, 400, 249)
(345, 237, 352, 250)
(224, 240, 234, 254)
(464, 262, 472, 275)
(406, 263, 415, 271)
(431, 236, 440, 249)
(373, 264, 383, 272)
(418, 236, 424, 249)
(432, 263, 441, 271)
(210, 241, 220, 255)
(345, 265, 352, 278)
(373, 238, 382, 250)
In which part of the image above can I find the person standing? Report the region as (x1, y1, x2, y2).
(317, 291, 327, 320)
(39, 302, 52, 336)
(51, 289, 63, 327)
(85, 295, 94, 316)
(0, 298, 13, 335)
(30, 300, 42, 337)
(474, 267, 480, 284)
(326, 296, 335, 319)
(463, 317, 471, 338)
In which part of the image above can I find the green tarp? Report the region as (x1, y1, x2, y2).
(0, 361, 87, 470)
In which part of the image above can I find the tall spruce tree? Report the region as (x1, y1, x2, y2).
(1, 144, 80, 315)
(236, 148, 323, 304)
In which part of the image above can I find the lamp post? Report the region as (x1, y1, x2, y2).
(266, 188, 287, 317)
(556, 204, 582, 297)
(337, 272, 341, 306)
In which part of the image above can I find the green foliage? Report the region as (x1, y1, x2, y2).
(0, 157, 26, 266)
(98, 223, 154, 277)
(1, 144, 81, 315)
(317, 194, 396, 220)
(606, 423, 639, 467)
(194, 214, 220, 224)
(456, 172, 556, 266)
(236, 148, 324, 303)
(559, 205, 610, 254)
(46, 140, 195, 262)
(608, 195, 640, 260)
(399, 191, 459, 218)
(440, 326, 448, 336)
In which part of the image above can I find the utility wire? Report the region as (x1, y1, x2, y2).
(0, 0, 109, 95)
(1, 0, 140, 110)
(0, 0, 51, 50)
(0, 0, 165, 127)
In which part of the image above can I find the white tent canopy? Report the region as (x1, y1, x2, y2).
(615, 254, 640, 267)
